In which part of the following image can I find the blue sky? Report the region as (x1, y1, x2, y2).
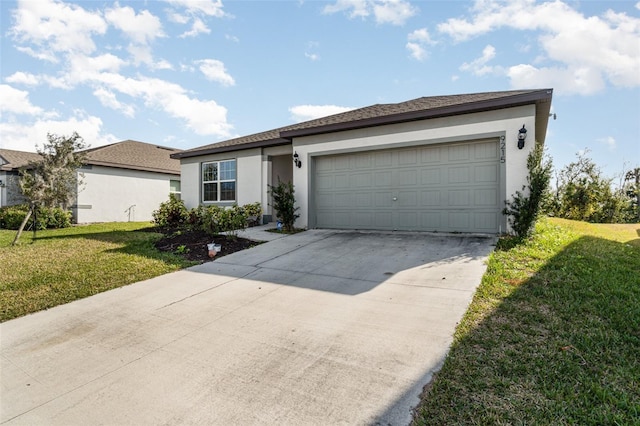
(1, 0, 639, 181)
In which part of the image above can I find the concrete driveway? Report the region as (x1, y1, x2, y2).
(1, 230, 495, 425)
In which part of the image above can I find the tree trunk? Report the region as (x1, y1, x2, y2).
(11, 206, 33, 246)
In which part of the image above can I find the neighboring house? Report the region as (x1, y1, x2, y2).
(173, 89, 553, 234)
(0, 140, 181, 223)
(0, 149, 43, 208)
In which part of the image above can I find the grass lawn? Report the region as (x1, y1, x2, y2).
(0, 223, 196, 322)
(413, 217, 640, 425)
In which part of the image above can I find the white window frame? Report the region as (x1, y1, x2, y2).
(202, 159, 236, 203)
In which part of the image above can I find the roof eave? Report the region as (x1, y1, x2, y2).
(85, 160, 180, 175)
(172, 138, 291, 159)
(281, 89, 554, 139)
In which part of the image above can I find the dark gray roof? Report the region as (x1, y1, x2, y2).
(83, 140, 180, 174)
(173, 89, 553, 159)
(0, 149, 43, 171)
(1, 140, 181, 175)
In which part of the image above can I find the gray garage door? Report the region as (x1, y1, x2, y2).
(314, 139, 501, 233)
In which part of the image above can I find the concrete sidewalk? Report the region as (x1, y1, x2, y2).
(1, 230, 495, 425)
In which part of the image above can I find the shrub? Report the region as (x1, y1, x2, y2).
(242, 202, 262, 226)
(268, 179, 299, 232)
(152, 194, 188, 230)
(503, 143, 552, 238)
(0, 204, 72, 230)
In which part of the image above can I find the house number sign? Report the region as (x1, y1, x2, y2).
(500, 135, 506, 163)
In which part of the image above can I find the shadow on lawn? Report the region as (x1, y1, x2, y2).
(407, 234, 640, 426)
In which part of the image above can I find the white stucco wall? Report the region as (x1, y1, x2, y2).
(180, 148, 264, 210)
(74, 166, 178, 223)
(291, 105, 537, 231)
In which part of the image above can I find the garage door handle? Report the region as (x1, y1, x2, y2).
(393, 197, 397, 201)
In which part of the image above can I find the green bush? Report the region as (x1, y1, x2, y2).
(268, 179, 299, 232)
(152, 194, 188, 229)
(0, 204, 72, 230)
(503, 143, 552, 238)
(242, 202, 262, 226)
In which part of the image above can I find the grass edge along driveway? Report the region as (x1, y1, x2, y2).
(413, 218, 640, 425)
(0, 223, 195, 322)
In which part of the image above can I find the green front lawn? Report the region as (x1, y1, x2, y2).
(0, 223, 196, 322)
(413, 218, 640, 425)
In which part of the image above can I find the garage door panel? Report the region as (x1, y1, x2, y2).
(335, 193, 352, 208)
(448, 145, 471, 162)
(351, 173, 372, 188)
(314, 139, 500, 233)
(355, 192, 373, 207)
(448, 190, 471, 206)
(421, 190, 441, 207)
(475, 164, 498, 182)
(375, 152, 393, 167)
(375, 192, 393, 207)
(421, 168, 441, 185)
(398, 169, 418, 186)
(449, 212, 471, 230)
(420, 146, 441, 164)
(375, 171, 392, 187)
(475, 142, 499, 160)
(474, 188, 498, 206)
(448, 166, 470, 184)
(398, 149, 418, 166)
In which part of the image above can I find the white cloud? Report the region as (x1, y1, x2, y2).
(5, 71, 40, 86)
(105, 4, 165, 45)
(305, 52, 320, 61)
(289, 105, 355, 122)
(506, 64, 605, 95)
(93, 87, 136, 117)
(196, 59, 235, 86)
(323, 0, 369, 19)
(225, 34, 239, 43)
(164, 0, 226, 18)
(10, 0, 107, 57)
(597, 136, 616, 150)
(406, 28, 434, 61)
(0, 112, 119, 152)
(437, 0, 640, 94)
(323, 0, 417, 25)
(373, 0, 417, 26)
(460, 44, 500, 76)
(179, 18, 211, 38)
(0, 84, 43, 116)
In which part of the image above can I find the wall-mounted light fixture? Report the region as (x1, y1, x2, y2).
(293, 151, 302, 168)
(517, 125, 527, 150)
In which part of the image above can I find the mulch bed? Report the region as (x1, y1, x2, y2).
(154, 229, 261, 263)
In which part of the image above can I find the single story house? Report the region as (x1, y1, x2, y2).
(173, 89, 553, 234)
(0, 140, 181, 223)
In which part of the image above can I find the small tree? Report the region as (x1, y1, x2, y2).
(12, 132, 87, 245)
(624, 167, 640, 222)
(268, 178, 299, 232)
(503, 142, 552, 238)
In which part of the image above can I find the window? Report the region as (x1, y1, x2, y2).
(170, 180, 181, 200)
(202, 160, 236, 202)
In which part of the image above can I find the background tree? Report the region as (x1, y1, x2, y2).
(624, 167, 640, 221)
(12, 132, 87, 245)
(549, 150, 632, 223)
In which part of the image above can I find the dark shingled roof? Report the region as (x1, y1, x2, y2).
(0, 149, 43, 171)
(83, 140, 180, 174)
(173, 88, 553, 159)
(1, 140, 180, 175)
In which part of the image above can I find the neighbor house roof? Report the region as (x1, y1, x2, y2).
(83, 140, 180, 175)
(0, 149, 43, 171)
(1, 140, 181, 175)
(173, 88, 553, 159)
